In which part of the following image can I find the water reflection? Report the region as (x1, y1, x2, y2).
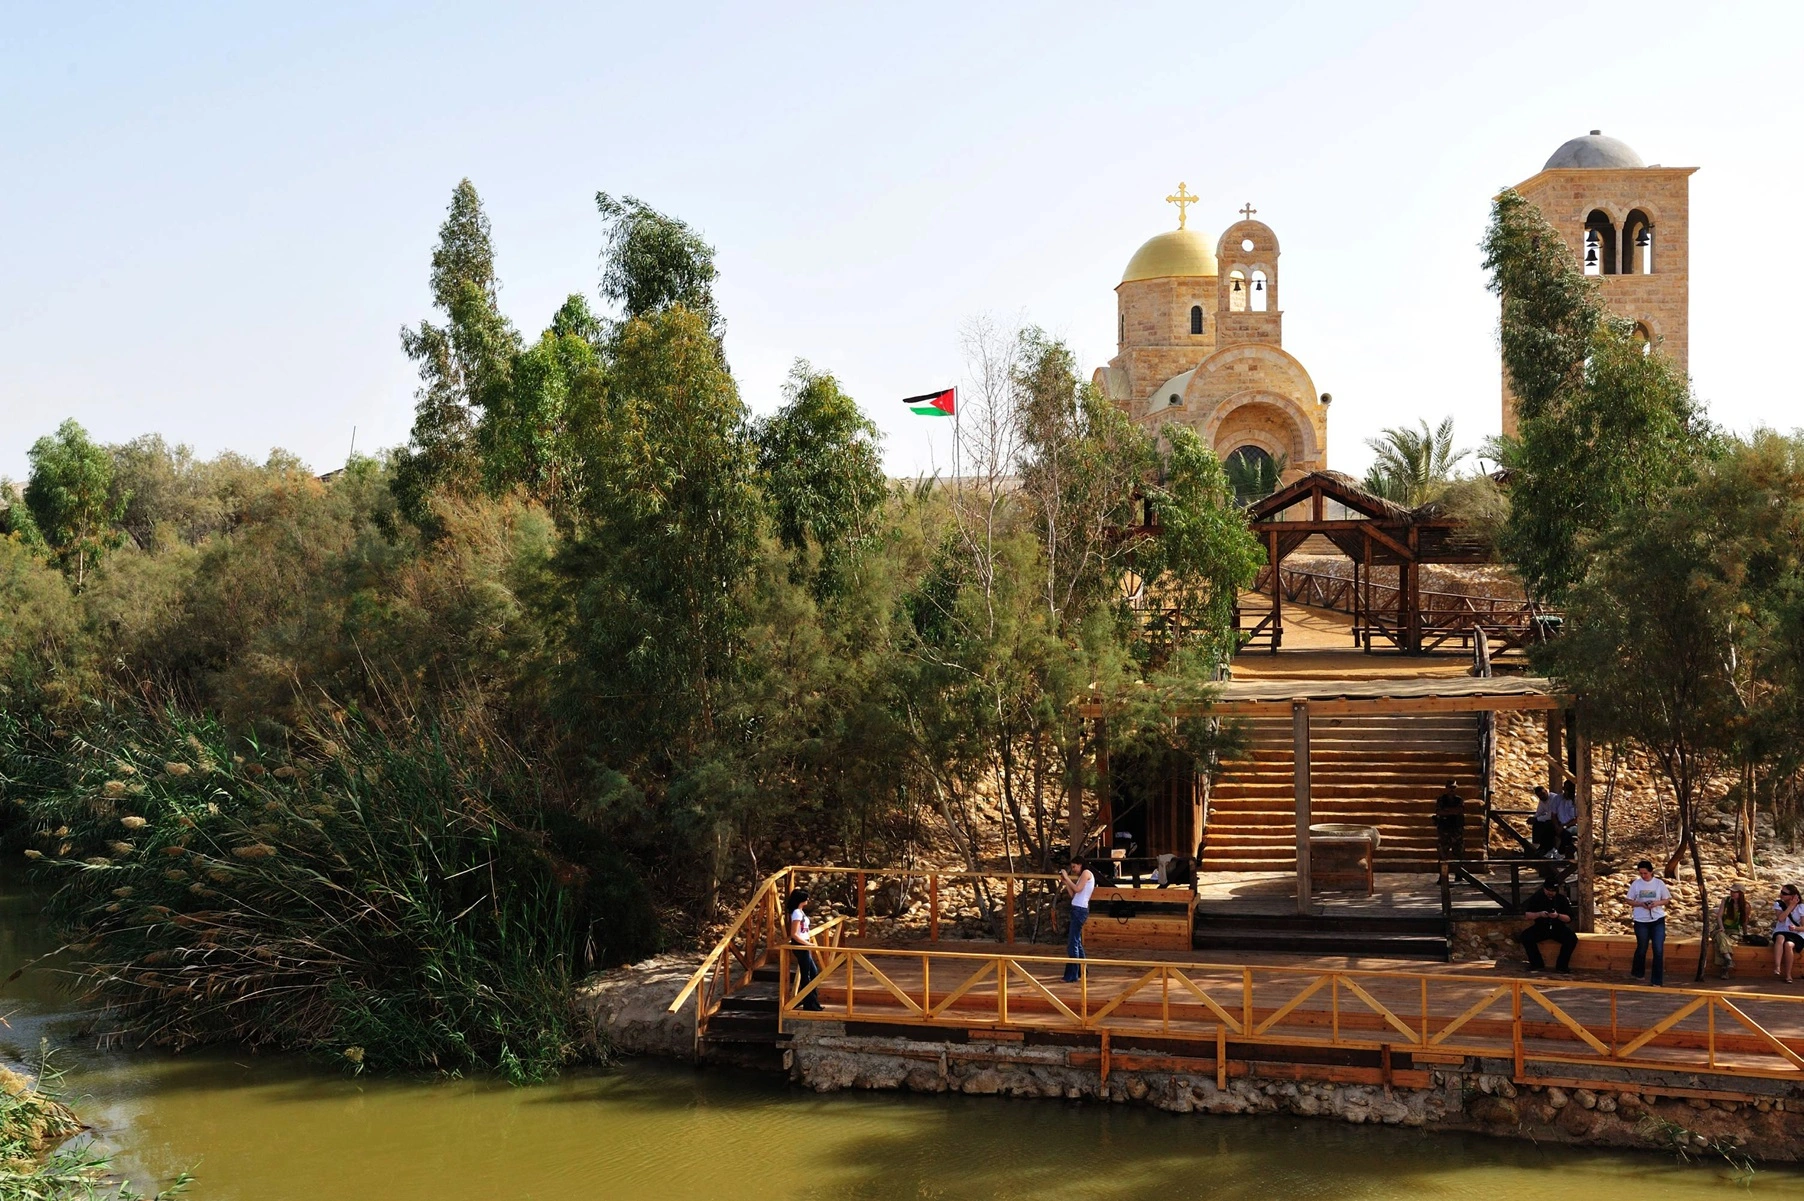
(2, 880, 1796, 1200)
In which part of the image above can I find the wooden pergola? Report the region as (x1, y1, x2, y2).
(1238, 471, 1508, 654)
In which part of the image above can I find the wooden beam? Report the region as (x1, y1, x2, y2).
(1293, 701, 1312, 915)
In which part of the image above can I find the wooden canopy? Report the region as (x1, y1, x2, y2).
(1240, 472, 1523, 654)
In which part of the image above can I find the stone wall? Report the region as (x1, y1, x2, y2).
(788, 1025, 1804, 1161)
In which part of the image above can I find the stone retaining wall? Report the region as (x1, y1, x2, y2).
(787, 1024, 1804, 1162)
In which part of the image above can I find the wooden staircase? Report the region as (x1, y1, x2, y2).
(699, 969, 791, 1070)
(1201, 713, 1483, 873)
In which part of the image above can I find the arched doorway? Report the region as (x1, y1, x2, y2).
(1225, 445, 1281, 503)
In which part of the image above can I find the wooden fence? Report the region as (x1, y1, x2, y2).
(778, 943, 1804, 1087)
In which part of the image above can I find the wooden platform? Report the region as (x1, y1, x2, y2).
(781, 937, 1804, 1088)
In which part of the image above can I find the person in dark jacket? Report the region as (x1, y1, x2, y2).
(1433, 779, 1465, 871)
(1517, 879, 1578, 972)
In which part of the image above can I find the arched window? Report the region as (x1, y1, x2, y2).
(1228, 270, 1247, 312)
(1190, 305, 1203, 335)
(1584, 210, 1618, 276)
(1633, 322, 1654, 356)
(1622, 209, 1653, 274)
(1119, 312, 1125, 343)
(1250, 270, 1269, 312)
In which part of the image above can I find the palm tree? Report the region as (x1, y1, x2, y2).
(1225, 448, 1287, 505)
(1362, 417, 1468, 507)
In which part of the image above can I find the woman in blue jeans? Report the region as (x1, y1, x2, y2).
(1059, 857, 1096, 983)
(1626, 860, 1672, 986)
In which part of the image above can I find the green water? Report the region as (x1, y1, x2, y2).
(2, 881, 1797, 1200)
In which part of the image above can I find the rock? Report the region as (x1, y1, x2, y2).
(1546, 1087, 1569, 1109)
(1557, 1104, 1597, 1136)
(1125, 1077, 1149, 1101)
(961, 1069, 1004, 1095)
(574, 953, 703, 1058)
(1596, 1095, 1618, 1113)
(1573, 1088, 1596, 1109)
(1470, 1096, 1518, 1127)
(1686, 1097, 1712, 1111)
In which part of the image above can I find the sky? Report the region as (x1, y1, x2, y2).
(2, 1, 1800, 481)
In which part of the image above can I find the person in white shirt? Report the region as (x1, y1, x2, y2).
(785, 887, 824, 1011)
(1058, 857, 1096, 983)
(1625, 860, 1672, 986)
(1532, 784, 1578, 856)
(1770, 884, 1803, 984)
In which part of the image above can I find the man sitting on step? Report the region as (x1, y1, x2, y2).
(1517, 879, 1578, 973)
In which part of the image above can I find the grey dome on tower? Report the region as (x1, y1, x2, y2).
(1543, 131, 1645, 170)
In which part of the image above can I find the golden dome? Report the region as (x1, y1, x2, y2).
(1121, 227, 1218, 283)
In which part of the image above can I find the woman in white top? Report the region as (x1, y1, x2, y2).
(1058, 857, 1095, 983)
(1771, 884, 1803, 984)
(785, 887, 824, 1011)
(1625, 860, 1672, 986)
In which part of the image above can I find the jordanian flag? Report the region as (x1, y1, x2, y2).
(905, 387, 956, 417)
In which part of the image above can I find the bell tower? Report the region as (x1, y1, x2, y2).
(1503, 131, 1696, 437)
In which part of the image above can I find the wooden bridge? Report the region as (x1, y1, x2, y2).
(672, 866, 1804, 1098)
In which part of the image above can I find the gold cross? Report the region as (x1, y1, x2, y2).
(1239, 202, 1257, 221)
(1165, 182, 1198, 230)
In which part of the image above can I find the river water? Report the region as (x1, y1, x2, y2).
(2, 881, 1799, 1200)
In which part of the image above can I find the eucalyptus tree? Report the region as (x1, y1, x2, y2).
(1482, 189, 1702, 604)
(395, 179, 522, 526)
(24, 420, 125, 586)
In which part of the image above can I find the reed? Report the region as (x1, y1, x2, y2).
(3, 706, 603, 1084)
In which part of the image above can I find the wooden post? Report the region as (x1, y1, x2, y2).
(1351, 555, 1362, 646)
(1270, 528, 1283, 653)
(1362, 531, 1374, 653)
(1293, 700, 1312, 914)
(1004, 876, 1015, 945)
(1399, 526, 1414, 656)
(1576, 718, 1595, 931)
(929, 874, 940, 942)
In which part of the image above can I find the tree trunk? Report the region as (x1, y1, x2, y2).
(1688, 804, 1711, 984)
(1740, 761, 1757, 869)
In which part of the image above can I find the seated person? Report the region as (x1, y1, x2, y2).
(1516, 879, 1578, 972)
(1154, 855, 1196, 888)
(1530, 786, 1576, 856)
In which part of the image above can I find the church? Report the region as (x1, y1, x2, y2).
(1093, 133, 1692, 479)
(1091, 187, 1328, 487)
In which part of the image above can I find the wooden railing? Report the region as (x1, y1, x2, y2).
(669, 866, 1074, 1047)
(675, 867, 1804, 1090)
(1246, 565, 1552, 654)
(777, 943, 1804, 1086)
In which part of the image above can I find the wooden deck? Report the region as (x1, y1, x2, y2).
(781, 938, 1804, 1087)
(673, 866, 1804, 1099)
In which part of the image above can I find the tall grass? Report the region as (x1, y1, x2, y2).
(1, 705, 634, 1084)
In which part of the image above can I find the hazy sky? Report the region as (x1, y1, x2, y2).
(3, 1, 1798, 481)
